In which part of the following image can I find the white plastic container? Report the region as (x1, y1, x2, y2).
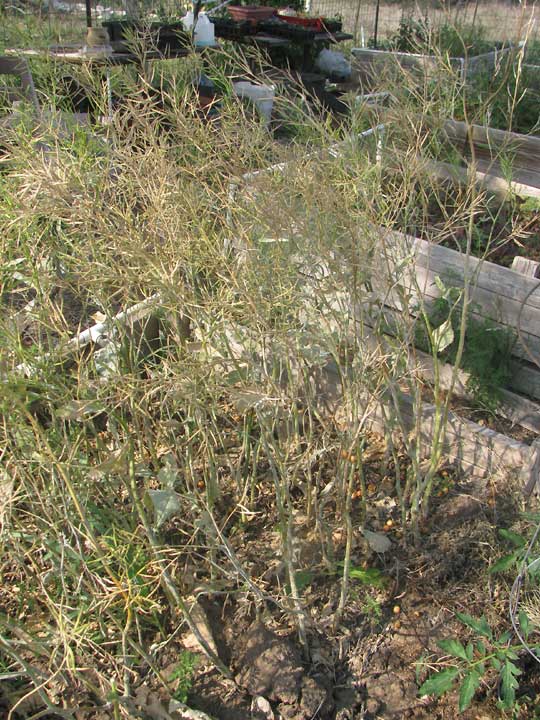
(182, 10, 215, 47)
(233, 81, 275, 127)
(195, 13, 215, 47)
(181, 10, 194, 31)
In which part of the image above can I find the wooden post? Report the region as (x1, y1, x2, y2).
(511, 256, 540, 278)
(353, 0, 363, 45)
(522, 439, 540, 499)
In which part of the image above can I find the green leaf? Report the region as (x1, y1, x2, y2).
(498, 529, 527, 548)
(345, 565, 386, 587)
(466, 642, 474, 662)
(519, 610, 531, 640)
(419, 667, 460, 698)
(456, 613, 492, 639)
(292, 570, 313, 593)
(459, 669, 481, 713)
(490, 552, 519, 574)
(432, 317, 455, 353)
(476, 640, 485, 656)
(529, 557, 540, 578)
(146, 489, 181, 529)
(438, 638, 470, 661)
(491, 657, 501, 671)
(499, 660, 520, 709)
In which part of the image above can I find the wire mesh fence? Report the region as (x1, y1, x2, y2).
(308, 1, 540, 45)
(0, 0, 194, 50)
(2, 0, 539, 51)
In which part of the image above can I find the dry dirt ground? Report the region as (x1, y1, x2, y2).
(1, 426, 539, 720)
(181, 474, 539, 720)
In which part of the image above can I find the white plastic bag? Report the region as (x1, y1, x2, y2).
(233, 81, 275, 127)
(315, 49, 352, 81)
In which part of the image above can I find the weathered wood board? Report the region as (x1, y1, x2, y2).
(351, 46, 514, 82)
(372, 229, 540, 376)
(442, 119, 540, 192)
(319, 363, 539, 491)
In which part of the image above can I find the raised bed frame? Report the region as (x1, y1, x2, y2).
(440, 119, 540, 196)
(351, 45, 514, 84)
(363, 226, 540, 490)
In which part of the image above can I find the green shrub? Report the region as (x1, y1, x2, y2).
(462, 62, 540, 135)
(372, 18, 497, 57)
(417, 287, 515, 411)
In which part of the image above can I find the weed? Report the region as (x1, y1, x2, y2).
(490, 526, 540, 576)
(170, 651, 200, 704)
(374, 18, 498, 57)
(416, 283, 515, 411)
(0, 10, 538, 718)
(418, 611, 535, 713)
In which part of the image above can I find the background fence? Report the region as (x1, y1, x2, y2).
(1, 0, 539, 50)
(308, 1, 540, 45)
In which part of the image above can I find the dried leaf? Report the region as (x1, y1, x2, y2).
(91, 311, 107, 324)
(361, 527, 392, 553)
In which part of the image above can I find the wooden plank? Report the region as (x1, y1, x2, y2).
(443, 119, 540, 158)
(412, 260, 540, 349)
(523, 439, 540, 498)
(380, 328, 540, 434)
(371, 232, 540, 368)
(511, 256, 540, 278)
(377, 230, 540, 330)
(425, 158, 540, 200)
(408, 234, 540, 311)
(474, 156, 540, 191)
(472, 147, 540, 175)
(442, 119, 540, 190)
(360, 389, 533, 475)
(317, 334, 536, 472)
(366, 302, 540, 401)
(511, 363, 540, 399)
(304, 358, 537, 488)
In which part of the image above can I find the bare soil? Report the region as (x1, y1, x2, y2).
(1, 425, 539, 719)
(179, 466, 539, 720)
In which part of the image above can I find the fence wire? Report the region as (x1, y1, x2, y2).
(2, 1, 539, 54)
(308, 1, 540, 46)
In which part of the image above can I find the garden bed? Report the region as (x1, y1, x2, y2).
(370, 228, 540, 398)
(232, 134, 540, 492)
(380, 121, 540, 269)
(387, 170, 540, 267)
(351, 44, 513, 84)
(441, 119, 540, 194)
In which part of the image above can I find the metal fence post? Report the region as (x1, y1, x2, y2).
(373, 0, 381, 49)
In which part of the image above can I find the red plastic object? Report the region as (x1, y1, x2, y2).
(228, 5, 277, 25)
(276, 14, 324, 31)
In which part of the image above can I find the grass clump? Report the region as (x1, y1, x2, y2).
(373, 17, 499, 57)
(417, 287, 515, 412)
